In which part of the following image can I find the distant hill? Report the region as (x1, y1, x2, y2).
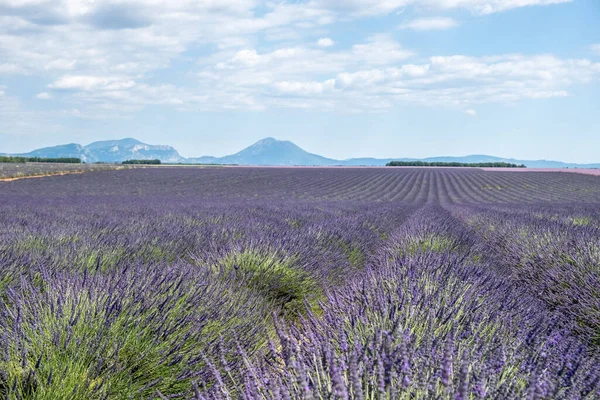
(187, 137, 338, 166)
(13, 143, 87, 160)
(3, 137, 600, 168)
(3, 138, 183, 163)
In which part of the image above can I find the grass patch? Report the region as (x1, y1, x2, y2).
(322, 237, 366, 269)
(398, 234, 457, 256)
(0, 270, 235, 399)
(0, 294, 196, 399)
(217, 249, 323, 319)
(337, 241, 365, 269)
(286, 218, 301, 228)
(570, 216, 592, 226)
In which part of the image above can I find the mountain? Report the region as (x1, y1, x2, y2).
(81, 138, 183, 163)
(5, 138, 184, 163)
(187, 137, 338, 166)
(10, 143, 88, 160)
(3, 137, 600, 168)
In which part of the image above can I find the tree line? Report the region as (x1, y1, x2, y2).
(122, 159, 162, 165)
(386, 161, 526, 168)
(0, 156, 82, 164)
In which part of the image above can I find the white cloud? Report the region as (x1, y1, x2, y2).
(214, 35, 412, 77)
(35, 92, 52, 99)
(0, 63, 21, 74)
(399, 17, 458, 31)
(317, 37, 335, 47)
(231, 49, 264, 67)
(44, 59, 77, 71)
(312, 0, 572, 16)
(350, 34, 413, 65)
(465, 109, 477, 116)
(434, 0, 573, 15)
(0, 85, 64, 136)
(274, 80, 335, 95)
(198, 47, 600, 111)
(334, 70, 387, 89)
(49, 75, 136, 91)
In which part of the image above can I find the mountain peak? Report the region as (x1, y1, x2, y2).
(251, 137, 288, 146)
(85, 138, 143, 149)
(211, 137, 334, 166)
(117, 137, 144, 145)
(258, 137, 278, 143)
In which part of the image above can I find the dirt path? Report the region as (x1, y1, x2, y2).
(0, 171, 85, 182)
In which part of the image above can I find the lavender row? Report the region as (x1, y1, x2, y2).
(453, 204, 600, 344)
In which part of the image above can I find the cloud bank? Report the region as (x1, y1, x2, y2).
(0, 0, 593, 120)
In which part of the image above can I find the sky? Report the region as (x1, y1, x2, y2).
(0, 0, 599, 163)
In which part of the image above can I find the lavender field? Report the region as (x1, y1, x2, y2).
(1, 167, 599, 399)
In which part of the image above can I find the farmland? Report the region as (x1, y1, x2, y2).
(0, 167, 599, 399)
(0, 163, 127, 180)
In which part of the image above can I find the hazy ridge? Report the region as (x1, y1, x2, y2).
(3, 137, 599, 169)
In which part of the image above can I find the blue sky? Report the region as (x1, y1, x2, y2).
(1, 0, 599, 162)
